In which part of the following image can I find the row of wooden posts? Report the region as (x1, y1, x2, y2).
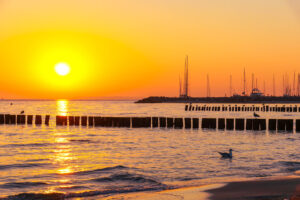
(185, 104, 300, 112)
(0, 114, 49, 125)
(0, 114, 300, 132)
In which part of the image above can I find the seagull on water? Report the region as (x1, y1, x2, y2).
(253, 112, 260, 117)
(218, 149, 233, 159)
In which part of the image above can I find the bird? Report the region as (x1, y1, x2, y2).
(20, 110, 25, 114)
(218, 149, 233, 159)
(253, 112, 260, 117)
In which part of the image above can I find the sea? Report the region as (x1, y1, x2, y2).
(0, 100, 299, 199)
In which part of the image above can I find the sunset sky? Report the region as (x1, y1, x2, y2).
(1, 0, 300, 99)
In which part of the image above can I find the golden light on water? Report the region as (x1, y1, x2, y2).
(55, 137, 68, 143)
(57, 100, 68, 116)
(52, 135, 75, 175)
(58, 167, 73, 175)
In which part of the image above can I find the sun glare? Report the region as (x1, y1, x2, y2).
(55, 63, 70, 76)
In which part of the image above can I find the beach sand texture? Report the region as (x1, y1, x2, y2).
(104, 177, 300, 200)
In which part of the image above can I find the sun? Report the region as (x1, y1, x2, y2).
(55, 63, 70, 76)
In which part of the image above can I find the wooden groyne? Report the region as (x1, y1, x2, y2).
(185, 104, 300, 112)
(0, 114, 299, 132)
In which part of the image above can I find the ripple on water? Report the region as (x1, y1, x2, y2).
(0, 163, 48, 170)
(0, 181, 47, 189)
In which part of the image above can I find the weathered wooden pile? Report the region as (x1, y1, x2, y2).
(0, 114, 299, 132)
(185, 104, 300, 112)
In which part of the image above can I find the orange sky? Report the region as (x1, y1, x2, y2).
(0, 0, 300, 99)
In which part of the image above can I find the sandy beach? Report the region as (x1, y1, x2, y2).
(103, 177, 300, 200)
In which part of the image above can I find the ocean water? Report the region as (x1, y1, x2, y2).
(0, 100, 300, 199)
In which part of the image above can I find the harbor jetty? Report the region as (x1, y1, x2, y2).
(135, 96, 300, 103)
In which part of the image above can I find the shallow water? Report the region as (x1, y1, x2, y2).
(0, 100, 299, 199)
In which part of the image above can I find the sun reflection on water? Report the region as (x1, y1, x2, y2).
(44, 132, 79, 193)
(57, 100, 69, 116)
(57, 166, 73, 175)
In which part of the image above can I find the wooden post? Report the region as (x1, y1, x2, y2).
(111, 117, 118, 127)
(218, 118, 225, 130)
(4, 114, 10, 124)
(268, 119, 276, 131)
(10, 115, 16, 124)
(17, 115, 22, 124)
(226, 118, 234, 130)
(185, 118, 191, 129)
(20, 115, 25, 124)
(69, 116, 75, 126)
(45, 115, 50, 125)
(159, 117, 166, 128)
(253, 119, 260, 130)
(260, 119, 266, 130)
(152, 117, 159, 128)
(246, 119, 253, 130)
(27, 115, 33, 125)
(105, 117, 114, 127)
(56, 116, 61, 126)
(202, 118, 209, 129)
(202, 118, 216, 129)
(120, 117, 130, 128)
(167, 118, 174, 128)
(62, 116, 67, 126)
(0, 114, 4, 124)
(94, 116, 102, 127)
(35, 115, 42, 125)
(81, 116, 87, 126)
(296, 119, 300, 133)
(277, 119, 285, 131)
(193, 118, 199, 129)
(132, 117, 151, 128)
(88, 116, 94, 127)
(56, 116, 66, 126)
(286, 119, 293, 132)
(74, 116, 80, 126)
(210, 118, 217, 129)
(174, 118, 183, 129)
(235, 118, 244, 131)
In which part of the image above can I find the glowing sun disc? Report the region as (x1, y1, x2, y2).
(55, 63, 70, 76)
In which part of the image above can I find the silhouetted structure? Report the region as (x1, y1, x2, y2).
(179, 56, 189, 98)
(207, 74, 210, 97)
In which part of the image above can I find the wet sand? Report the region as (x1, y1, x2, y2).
(104, 177, 300, 200)
(207, 177, 300, 200)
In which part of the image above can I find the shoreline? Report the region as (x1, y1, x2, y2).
(103, 176, 300, 200)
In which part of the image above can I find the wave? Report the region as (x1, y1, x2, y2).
(3, 185, 170, 200)
(0, 163, 47, 170)
(93, 172, 162, 185)
(71, 165, 128, 176)
(278, 161, 300, 172)
(0, 140, 93, 148)
(0, 143, 51, 148)
(69, 139, 92, 143)
(286, 137, 297, 141)
(0, 181, 47, 189)
(1, 193, 64, 200)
